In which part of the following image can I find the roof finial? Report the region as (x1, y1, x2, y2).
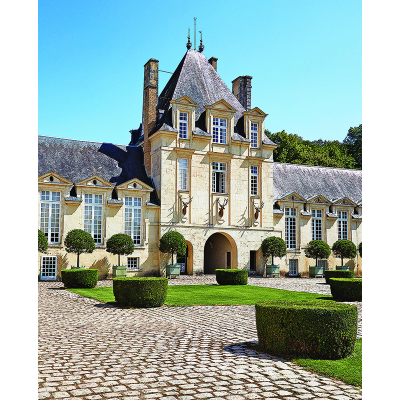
(186, 28, 192, 49)
(193, 17, 197, 50)
(198, 30, 204, 52)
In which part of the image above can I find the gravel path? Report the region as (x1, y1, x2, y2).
(38, 277, 362, 400)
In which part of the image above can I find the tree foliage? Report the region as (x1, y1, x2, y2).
(106, 233, 135, 266)
(304, 240, 331, 265)
(343, 124, 362, 168)
(332, 240, 357, 267)
(261, 236, 287, 265)
(38, 229, 48, 253)
(64, 229, 95, 268)
(266, 125, 361, 169)
(159, 231, 187, 265)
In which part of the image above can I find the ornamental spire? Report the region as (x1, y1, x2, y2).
(186, 28, 192, 49)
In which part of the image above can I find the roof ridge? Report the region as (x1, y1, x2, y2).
(274, 162, 362, 173)
(38, 135, 131, 148)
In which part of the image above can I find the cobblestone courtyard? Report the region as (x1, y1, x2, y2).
(38, 277, 362, 400)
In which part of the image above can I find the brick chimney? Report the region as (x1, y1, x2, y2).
(208, 57, 218, 71)
(142, 58, 159, 175)
(232, 75, 252, 111)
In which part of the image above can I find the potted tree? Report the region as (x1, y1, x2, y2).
(38, 229, 48, 253)
(64, 229, 95, 269)
(332, 239, 357, 271)
(106, 233, 135, 278)
(261, 236, 287, 277)
(358, 242, 362, 258)
(159, 231, 187, 278)
(305, 240, 331, 277)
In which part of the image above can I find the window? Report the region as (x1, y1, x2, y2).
(40, 256, 57, 281)
(250, 166, 258, 196)
(289, 259, 298, 276)
(285, 207, 297, 249)
(212, 162, 227, 193)
(338, 211, 348, 240)
(125, 197, 142, 245)
(212, 117, 227, 144)
(84, 194, 103, 244)
(312, 209, 323, 241)
(179, 112, 188, 139)
(127, 257, 139, 270)
(40, 191, 61, 244)
(250, 122, 258, 148)
(179, 158, 188, 191)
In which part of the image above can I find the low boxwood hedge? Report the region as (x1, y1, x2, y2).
(61, 269, 98, 288)
(215, 269, 248, 285)
(325, 270, 354, 284)
(255, 299, 357, 359)
(113, 277, 168, 307)
(329, 278, 362, 302)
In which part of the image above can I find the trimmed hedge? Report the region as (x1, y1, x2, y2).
(255, 300, 357, 359)
(325, 270, 354, 284)
(330, 278, 362, 302)
(61, 269, 98, 289)
(113, 277, 168, 307)
(215, 269, 248, 285)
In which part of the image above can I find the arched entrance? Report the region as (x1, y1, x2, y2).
(204, 232, 237, 274)
(176, 240, 193, 275)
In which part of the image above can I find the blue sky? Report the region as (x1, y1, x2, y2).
(38, 0, 361, 145)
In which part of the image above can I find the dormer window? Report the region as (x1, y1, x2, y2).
(250, 122, 258, 148)
(179, 112, 188, 138)
(212, 118, 227, 144)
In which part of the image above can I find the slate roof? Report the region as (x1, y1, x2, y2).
(273, 163, 362, 204)
(38, 136, 159, 205)
(157, 49, 246, 127)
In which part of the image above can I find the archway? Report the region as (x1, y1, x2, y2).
(204, 232, 237, 274)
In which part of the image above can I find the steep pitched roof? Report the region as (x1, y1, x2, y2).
(155, 49, 247, 132)
(273, 163, 362, 204)
(38, 136, 159, 205)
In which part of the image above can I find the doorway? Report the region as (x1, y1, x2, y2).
(204, 232, 237, 274)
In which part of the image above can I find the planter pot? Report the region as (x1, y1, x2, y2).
(112, 265, 127, 278)
(309, 265, 324, 278)
(166, 264, 180, 278)
(265, 265, 280, 277)
(71, 266, 85, 270)
(336, 265, 350, 271)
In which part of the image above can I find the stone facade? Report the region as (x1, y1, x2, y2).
(38, 48, 362, 280)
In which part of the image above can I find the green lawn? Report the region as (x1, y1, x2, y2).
(67, 284, 331, 306)
(291, 338, 362, 387)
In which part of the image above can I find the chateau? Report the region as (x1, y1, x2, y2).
(38, 44, 362, 280)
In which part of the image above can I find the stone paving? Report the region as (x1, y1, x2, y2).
(38, 276, 362, 400)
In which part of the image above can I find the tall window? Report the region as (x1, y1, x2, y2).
(285, 207, 297, 249)
(125, 197, 142, 245)
(312, 209, 323, 241)
(212, 117, 227, 144)
(338, 211, 348, 240)
(84, 194, 103, 244)
(40, 191, 61, 244)
(250, 122, 258, 148)
(179, 112, 188, 139)
(179, 158, 188, 190)
(212, 162, 227, 193)
(250, 166, 258, 195)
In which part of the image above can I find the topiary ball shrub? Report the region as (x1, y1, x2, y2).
(329, 278, 362, 302)
(255, 299, 358, 359)
(38, 229, 48, 253)
(215, 269, 248, 285)
(113, 277, 168, 307)
(61, 269, 98, 289)
(325, 270, 354, 284)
